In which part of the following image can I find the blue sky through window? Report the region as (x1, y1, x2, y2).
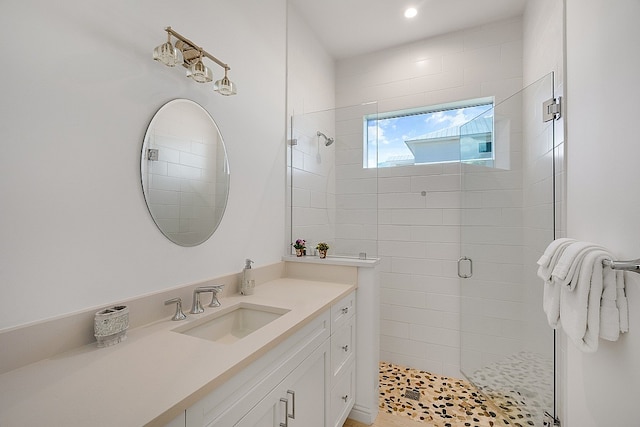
(366, 102, 493, 168)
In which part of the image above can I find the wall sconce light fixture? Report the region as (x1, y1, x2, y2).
(153, 27, 237, 96)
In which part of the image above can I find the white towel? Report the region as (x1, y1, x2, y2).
(538, 240, 629, 352)
(559, 249, 612, 352)
(537, 238, 576, 282)
(538, 238, 576, 328)
(551, 241, 605, 290)
(598, 267, 621, 341)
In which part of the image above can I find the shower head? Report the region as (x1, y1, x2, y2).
(317, 131, 334, 146)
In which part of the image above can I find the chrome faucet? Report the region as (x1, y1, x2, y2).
(190, 284, 225, 314)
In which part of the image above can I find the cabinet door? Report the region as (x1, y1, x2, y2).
(286, 340, 328, 427)
(234, 386, 284, 427)
(235, 339, 329, 427)
(165, 412, 186, 427)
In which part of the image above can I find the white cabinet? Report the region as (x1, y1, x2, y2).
(186, 311, 329, 427)
(236, 340, 329, 427)
(328, 292, 356, 427)
(330, 315, 354, 379)
(330, 292, 355, 332)
(329, 364, 355, 427)
(166, 412, 186, 427)
(182, 291, 356, 427)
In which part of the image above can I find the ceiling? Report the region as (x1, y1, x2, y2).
(289, 0, 527, 59)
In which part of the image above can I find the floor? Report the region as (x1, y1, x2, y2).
(344, 411, 431, 427)
(464, 351, 552, 427)
(343, 361, 537, 427)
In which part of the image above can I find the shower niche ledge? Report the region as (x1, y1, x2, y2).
(282, 254, 380, 268)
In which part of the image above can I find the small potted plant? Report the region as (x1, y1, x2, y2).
(316, 242, 329, 259)
(292, 239, 306, 257)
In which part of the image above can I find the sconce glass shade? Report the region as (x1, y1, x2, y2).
(187, 58, 213, 83)
(153, 42, 182, 67)
(214, 74, 237, 96)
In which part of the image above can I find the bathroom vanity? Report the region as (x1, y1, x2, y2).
(180, 291, 355, 427)
(0, 259, 378, 427)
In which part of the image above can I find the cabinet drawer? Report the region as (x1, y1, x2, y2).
(330, 315, 355, 380)
(330, 292, 355, 333)
(329, 362, 355, 427)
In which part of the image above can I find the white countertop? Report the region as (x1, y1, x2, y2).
(282, 254, 380, 267)
(0, 278, 355, 427)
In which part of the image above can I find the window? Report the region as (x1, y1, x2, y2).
(364, 98, 494, 168)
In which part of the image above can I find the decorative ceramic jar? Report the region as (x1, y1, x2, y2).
(94, 305, 129, 348)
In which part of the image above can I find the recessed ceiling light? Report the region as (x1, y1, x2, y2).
(404, 7, 418, 19)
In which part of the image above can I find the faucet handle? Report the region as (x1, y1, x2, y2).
(208, 284, 225, 307)
(164, 297, 187, 321)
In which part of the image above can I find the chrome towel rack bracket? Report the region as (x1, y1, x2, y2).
(603, 258, 640, 274)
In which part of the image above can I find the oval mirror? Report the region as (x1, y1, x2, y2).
(140, 99, 230, 246)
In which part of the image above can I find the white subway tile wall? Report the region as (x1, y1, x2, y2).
(291, 15, 557, 383)
(334, 18, 525, 377)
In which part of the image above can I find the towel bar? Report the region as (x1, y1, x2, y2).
(603, 258, 640, 274)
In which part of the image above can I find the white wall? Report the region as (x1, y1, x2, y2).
(564, 1, 640, 425)
(0, 0, 287, 330)
(335, 18, 524, 377)
(286, 3, 337, 254)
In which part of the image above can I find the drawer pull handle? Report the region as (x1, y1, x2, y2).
(342, 344, 349, 352)
(342, 394, 349, 402)
(341, 307, 349, 314)
(287, 389, 295, 419)
(279, 398, 289, 427)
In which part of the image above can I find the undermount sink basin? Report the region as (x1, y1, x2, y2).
(173, 303, 290, 344)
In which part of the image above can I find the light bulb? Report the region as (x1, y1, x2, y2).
(404, 7, 418, 18)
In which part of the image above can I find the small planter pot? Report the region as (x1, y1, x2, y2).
(295, 248, 304, 257)
(318, 249, 327, 259)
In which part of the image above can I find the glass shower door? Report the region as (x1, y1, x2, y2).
(459, 73, 556, 426)
(288, 103, 378, 258)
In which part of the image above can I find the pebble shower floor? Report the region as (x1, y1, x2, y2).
(377, 361, 537, 427)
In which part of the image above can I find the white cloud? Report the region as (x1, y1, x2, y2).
(426, 109, 473, 128)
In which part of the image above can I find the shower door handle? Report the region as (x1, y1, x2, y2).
(458, 256, 472, 278)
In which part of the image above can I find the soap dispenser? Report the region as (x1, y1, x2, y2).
(241, 259, 255, 295)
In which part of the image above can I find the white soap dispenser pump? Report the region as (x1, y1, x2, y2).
(241, 258, 255, 295)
